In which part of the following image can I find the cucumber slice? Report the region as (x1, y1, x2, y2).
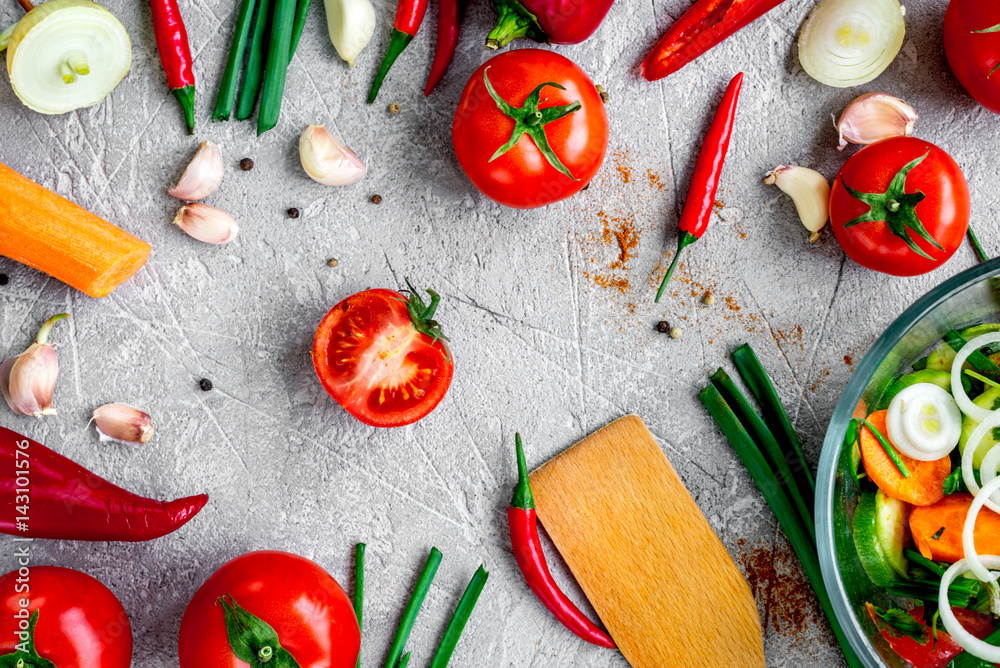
(927, 341, 957, 373)
(961, 323, 1000, 339)
(881, 370, 951, 408)
(960, 386, 1000, 468)
(853, 490, 910, 586)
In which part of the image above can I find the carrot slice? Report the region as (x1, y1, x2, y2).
(0, 161, 150, 297)
(860, 410, 950, 507)
(910, 492, 1000, 563)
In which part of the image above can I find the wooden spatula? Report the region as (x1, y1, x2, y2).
(529, 414, 765, 668)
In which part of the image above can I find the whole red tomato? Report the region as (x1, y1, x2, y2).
(945, 0, 1000, 114)
(312, 282, 453, 428)
(830, 137, 970, 277)
(452, 49, 608, 209)
(0, 566, 132, 668)
(179, 551, 359, 668)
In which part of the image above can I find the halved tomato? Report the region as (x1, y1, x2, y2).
(312, 282, 454, 427)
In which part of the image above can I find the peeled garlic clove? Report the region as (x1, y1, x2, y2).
(168, 140, 224, 201)
(300, 125, 366, 186)
(92, 403, 154, 444)
(764, 165, 831, 243)
(0, 357, 21, 415)
(323, 0, 376, 66)
(173, 203, 239, 244)
(836, 93, 917, 150)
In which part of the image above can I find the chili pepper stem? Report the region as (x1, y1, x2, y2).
(655, 231, 698, 302)
(172, 85, 196, 135)
(368, 29, 413, 104)
(512, 433, 535, 510)
(968, 224, 991, 263)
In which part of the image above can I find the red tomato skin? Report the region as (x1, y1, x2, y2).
(452, 49, 609, 209)
(872, 605, 995, 668)
(312, 289, 454, 428)
(179, 551, 359, 668)
(945, 0, 1000, 115)
(830, 137, 970, 277)
(0, 566, 133, 668)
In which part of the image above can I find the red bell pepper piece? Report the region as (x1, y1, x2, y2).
(655, 72, 743, 302)
(149, 0, 197, 133)
(425, 0, 463, 95)
(0, 426, 208, 541)
(485, 0, 614, 49)
(641, 0, 788, 82)
(866, 604, 997, 668)
(369, 0, 429, 103)
(508, 434, 616, 648)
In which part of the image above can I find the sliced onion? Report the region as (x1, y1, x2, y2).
(964, 424, 1000, 514)
(981, 446, 1000, 490)
(886, 384, 962, 460)
(951, 334, 1000, 423)
(940, 556, 1000, 663)
(963, 474, 1000, 583)
(797, 0, 906, 88)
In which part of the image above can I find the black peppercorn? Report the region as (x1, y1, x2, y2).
(0, 274, 7, 286)
(199, 378, 213, 391)
(240, 158, 254, 171)
(656, 321, 670, 333)
(287, 208, 300, 219)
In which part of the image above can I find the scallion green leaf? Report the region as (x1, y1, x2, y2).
(428, 566, 489, 668)
(382, 547, 442, 668)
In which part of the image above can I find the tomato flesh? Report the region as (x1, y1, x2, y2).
(830, 137, 970, 277)
(945, 0, 1000, 114)
(0, 566, 133, 668)
(313, 289, 453, 427)
(179, 551, 359, 668)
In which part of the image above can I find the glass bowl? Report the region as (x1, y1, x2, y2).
(817, 257, 1000, 667)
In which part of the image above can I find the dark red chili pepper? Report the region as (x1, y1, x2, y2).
(150, 0, 197, 133)
(368, 0, 429, 104)
(485, 0, 614, 49)
(424, 0, 462, 95)
(0, 426, 208, 541)
(655, 72, 743, 303)
(641, 0, 786, 81)
(508, 434, 616, 649)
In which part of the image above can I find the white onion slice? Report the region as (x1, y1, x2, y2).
(797, 0, 906, 88)
(964, 424, 1000, 514)
(981, 446, 1000, 490)
(940, 556, 1000, 663)
(951, 333, 1000, 423)
(963, 474, 1000, 583)
(885, 384, 961, 461)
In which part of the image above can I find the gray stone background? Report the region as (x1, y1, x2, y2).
(0, 0, 996, 664)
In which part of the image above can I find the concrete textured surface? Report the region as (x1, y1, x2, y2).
(0, 0, 997, 665)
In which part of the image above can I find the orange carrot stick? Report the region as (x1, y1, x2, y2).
(910, 492, 1000, 562)
(860, 410, 951, 507)
(0, 162, 150, 297)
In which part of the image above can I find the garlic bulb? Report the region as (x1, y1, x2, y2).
(299, 125, 366, 186)
(836, 93, 917, 150)
(173, 203, 239, 244)
(323, 0, 376, 66)
(764, 166, 831, 243)
(169, 140, 224, 200)
(92, 403, 154, 444)
(1, 314, 69, 417)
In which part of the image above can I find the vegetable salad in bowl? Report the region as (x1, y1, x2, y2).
(818, 259, 1000, 668)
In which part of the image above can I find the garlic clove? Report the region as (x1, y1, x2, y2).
(8, 343, 59, 417)
(168, 140, 224, 201)
(835, 92, 917, 150)
(92, 403, 154, 444)
(324, 0, 377, 66)
(0, 357, 21, 415)
(299, 125, 366, 186)
(173, 203, 239, 244)
(764, 165, 831, 243)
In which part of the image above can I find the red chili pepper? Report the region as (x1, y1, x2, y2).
(368, 0, 429, 104)
(424, 0, 462, 95)
(655, 72, 743, 303)
(0, 426, 208, 541)
(508, 434, 616, 649)
(641, 0, 787, 82)
(150, 0, 197, 133)
(485, 0, 614, 49)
